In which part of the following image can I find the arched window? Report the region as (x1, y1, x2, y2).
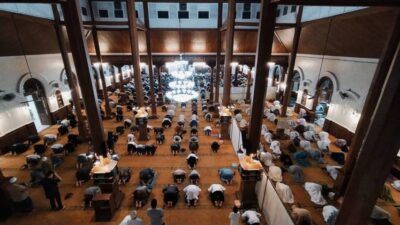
(316, 77, 334, 105)
(23, 78, 52, 125)
(292, 71, 301, 92)
(313, 77, 334, 119)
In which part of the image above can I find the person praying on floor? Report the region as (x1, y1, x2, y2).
(183, 184, 201, 207)
(187, 152, 199, 169)
(270, 140, 282, 158)
(211, 141, 221, 153)
(291, 204, 313, 225)
(190, 119, 198, 128)
(208, 183, 226, 207)
(163, 184, 179, 207)
(133, 185, 151, 208)
(205, 112, 212, 122)
(242, 210, 261, 225)
(84, 186, 101, 208)
(6, 177, 33, 213)
(162, 117, 172, 128)
(127, 133, 136, 143)
(259, 150, 274, 167)
(189, 136, 199, 152)
(189, 169, 200, 184)
(172, 168, 186, 183)
(204, 125, 212, 136)
(173, 133, 182, 143)
(139, 168, 156, 186)
(170, 142, 181, 155)
(219, 167, 235, 184)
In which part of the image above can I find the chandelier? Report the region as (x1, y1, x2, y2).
(165, 57, 201, 102)
(168, 80, 195, 89)
(166, 89, 199, 103)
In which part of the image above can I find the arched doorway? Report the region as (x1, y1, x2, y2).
(23, 78, 51, 132)
(290, 71, 301, 107)
(313, 77, 334, 120)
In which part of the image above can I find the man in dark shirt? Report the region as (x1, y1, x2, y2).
(41, 171, 63, 210)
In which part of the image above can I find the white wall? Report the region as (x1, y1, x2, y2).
(294, 54, 378, 132)
(0, 53, 73, 137)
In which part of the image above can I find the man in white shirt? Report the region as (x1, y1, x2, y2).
(183, 184, 201, 207)
(204, 126, 212, 136)
(242, 210, 261, 225)
(208, 183, 226, 207)
(119, 210, 143, 225)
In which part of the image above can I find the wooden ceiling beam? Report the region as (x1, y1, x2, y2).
(271, 0, 400, 7)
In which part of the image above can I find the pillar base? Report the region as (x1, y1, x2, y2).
(237, 166, 261, 209)
(149, 115, 159, 119)
(219, 115, 232, 140)
(136, 117, 149, 141)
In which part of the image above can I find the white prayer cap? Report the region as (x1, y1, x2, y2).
(42, 156, 48, 162)
(273, 100, 280, 106)
(9, 177, 17, 184)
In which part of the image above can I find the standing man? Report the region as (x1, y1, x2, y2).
(147, 199, 164, 225)
(41, 171, 63, 210)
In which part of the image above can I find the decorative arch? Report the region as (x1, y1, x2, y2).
(16, 73, 50, 96)
(293, 66, 305, 81)
(318, 71, 340, 91)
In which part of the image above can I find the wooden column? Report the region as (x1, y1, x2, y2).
(335, 21, 400, 225)
(245, 70, 252, 103)
(143, 0, 157, 117)
(127, 0, 144, 107)
(334, 11, 400, 196)
(88, 0, 111, 119)
(214, 0, 222, 104)
(281, 6, 303, 117)
(52, 4, 87, 139)
(209, 67, 214, 102)
(246, 0, 277, 154)
(61, 0, 107, 157)
(222, 0, 235, 106)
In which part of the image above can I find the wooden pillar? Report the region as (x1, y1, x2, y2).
(209, 67, 214, 102)
(246, 0, 277, 154)
(245, 70, 252, 103)
(127, 0, 144, 107)
(127, 0, 147, 141)
(222, 0, 235, 107)
(214, 0, 222, 104)
(143, 0, 157, 118)
(88, 0, 111, 119)
(281, 6, 303, 117)
(334, 11, 400, 196)
(61, 0, 107, 157)
(52, 4, 87, 139)
(335, 22, 400, 225)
